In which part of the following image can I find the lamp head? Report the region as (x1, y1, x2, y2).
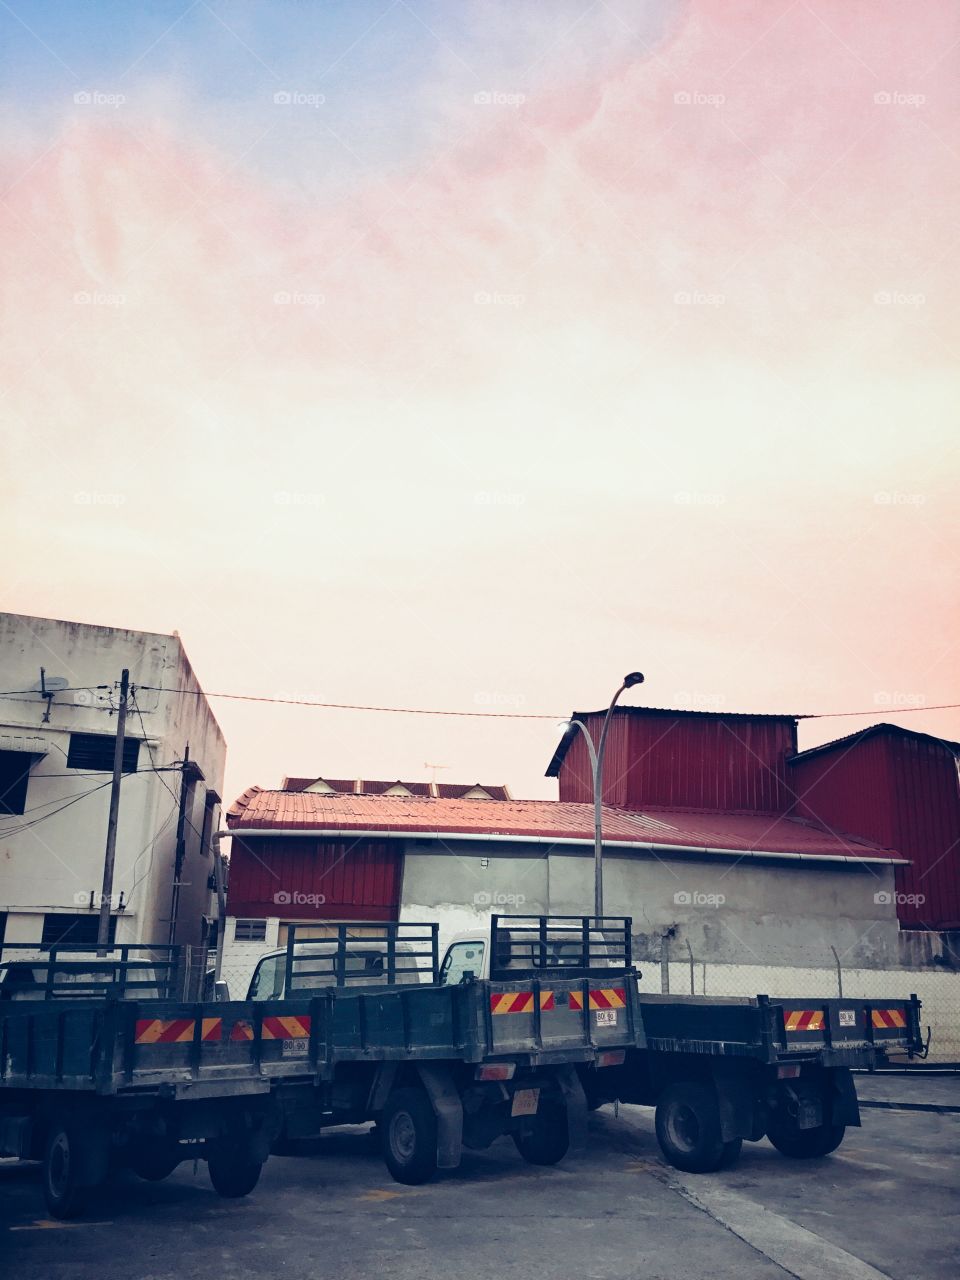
(623, 672, 645, 688)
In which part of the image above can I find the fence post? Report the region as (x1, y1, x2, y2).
(830, 945, 843, 998)
(686, 938, 695, 994)
(660, 934, 671, 994)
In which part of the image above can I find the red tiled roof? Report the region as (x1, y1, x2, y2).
(280, 778, 511, 799)
(226, 789, 904, 861)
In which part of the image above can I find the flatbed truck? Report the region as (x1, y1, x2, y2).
(443, 917, 925, 1173)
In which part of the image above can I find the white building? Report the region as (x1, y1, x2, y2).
(0, 612, 226, 951)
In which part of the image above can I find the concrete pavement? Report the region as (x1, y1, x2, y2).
(1, 1104, 957, 1280)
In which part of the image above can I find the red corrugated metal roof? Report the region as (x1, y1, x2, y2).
(279, 777, 511, 799)
(226, 788, 902, 860)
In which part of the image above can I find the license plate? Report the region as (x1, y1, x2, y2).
(511, 1088, 540, 1117)
(595, 1009, 618, 1027)
(838, 1010, 856, 1027)
(281, 1038, 308, 1056)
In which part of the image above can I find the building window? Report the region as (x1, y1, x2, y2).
(67, 733, 140, 773)
(0, 750, 34, 814)
(234, 919, 267, 942)
(41, 913, 116, 949)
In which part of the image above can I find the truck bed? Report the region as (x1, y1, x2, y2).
(637, 992, 923, 1063)
(0, 973, 644, 1096)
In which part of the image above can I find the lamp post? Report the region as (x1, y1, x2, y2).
(561, 672, 644, 918)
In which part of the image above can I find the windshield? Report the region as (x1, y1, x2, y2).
(439, 941, 485, 985)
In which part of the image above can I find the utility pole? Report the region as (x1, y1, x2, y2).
(97, 669, 129, 954)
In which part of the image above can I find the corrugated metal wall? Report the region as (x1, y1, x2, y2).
(791, 735, 960, 929)
(226, 837, 401, 920)
(557, 711, 798, 813)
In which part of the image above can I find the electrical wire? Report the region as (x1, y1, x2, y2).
(0, 778, 117, 836)
(133, 684, 960, 721)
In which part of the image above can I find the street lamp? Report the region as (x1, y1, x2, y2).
(561, 672, 644, 919)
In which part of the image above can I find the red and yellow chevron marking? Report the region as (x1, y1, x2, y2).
(569, 988, 626, 1012)
(261, 1015, 311, 1040)
(135, 1017, 222, 1044)
(489, 991, 555, 1015)
(872, 1008, 907, 1029)
(784, 1010, 825, 1032)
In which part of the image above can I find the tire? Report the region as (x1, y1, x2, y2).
(381, 1088, 438, 1185)
(767, 1121, 846, 1159)
(130, 1140, 182, 1182)
(207, 1149, 263, 1198)
(43, 1123, 87, 1219)
(512, 1103, 570, 1166)
(655, 1082, 743, 1174)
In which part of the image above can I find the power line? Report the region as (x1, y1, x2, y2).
(133, 683, 960, 722)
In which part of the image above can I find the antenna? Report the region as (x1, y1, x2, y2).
(35, 668, 68, 722)
(424, 762, 449, 784)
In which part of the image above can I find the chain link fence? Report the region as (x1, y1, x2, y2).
(649, 935, 960, 1064)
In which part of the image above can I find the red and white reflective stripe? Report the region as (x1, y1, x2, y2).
(135, 1018, 222, 1044)
(872, 1008, 907, 1029)
(784, 1009, 825, 1032)
(489, 991, 555, 1014)
(569, 988, 626, 1012)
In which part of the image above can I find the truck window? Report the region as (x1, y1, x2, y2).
(248, 954, 285, 1000)
(440, 941, 485, 986)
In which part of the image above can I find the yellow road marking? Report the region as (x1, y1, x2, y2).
(358, 1188, 407, 1201)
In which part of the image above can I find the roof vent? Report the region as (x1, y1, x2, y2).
(303, 778, 336, 794)
(383, 782, 414, 797)
(462, 786, 493, 800)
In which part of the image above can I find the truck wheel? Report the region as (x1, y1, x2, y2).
(130, 1140, 182, 1182)
(767, 1122, 845, 1158)
(513, 1104, 569, 1166)
(655, 1082, 743, 1174)
(207, 1149, 263, 1198)
(43, 1123, 87, 1219)
(381, 1088, 438, 1185)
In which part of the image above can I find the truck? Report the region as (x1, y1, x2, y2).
(442, 918, 926, 1173)
(0, 918, 640, 1216)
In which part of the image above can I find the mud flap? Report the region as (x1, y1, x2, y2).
(715, 1076, 763, 1143)
(830, 1067, 861, 1128)
(555, 1064, 589, 1154)
(415, 1064, 464, 1169)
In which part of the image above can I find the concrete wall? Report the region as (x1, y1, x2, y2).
(0, 612, 226, 949)
(397, 838, 902, 968)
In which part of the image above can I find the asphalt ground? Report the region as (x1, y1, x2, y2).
(2, 1093, 958, 1280)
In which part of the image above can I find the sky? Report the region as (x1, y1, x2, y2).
(1, 0, 958, 810)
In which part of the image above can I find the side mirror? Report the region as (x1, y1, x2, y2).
(214, 980, 230, 1002)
